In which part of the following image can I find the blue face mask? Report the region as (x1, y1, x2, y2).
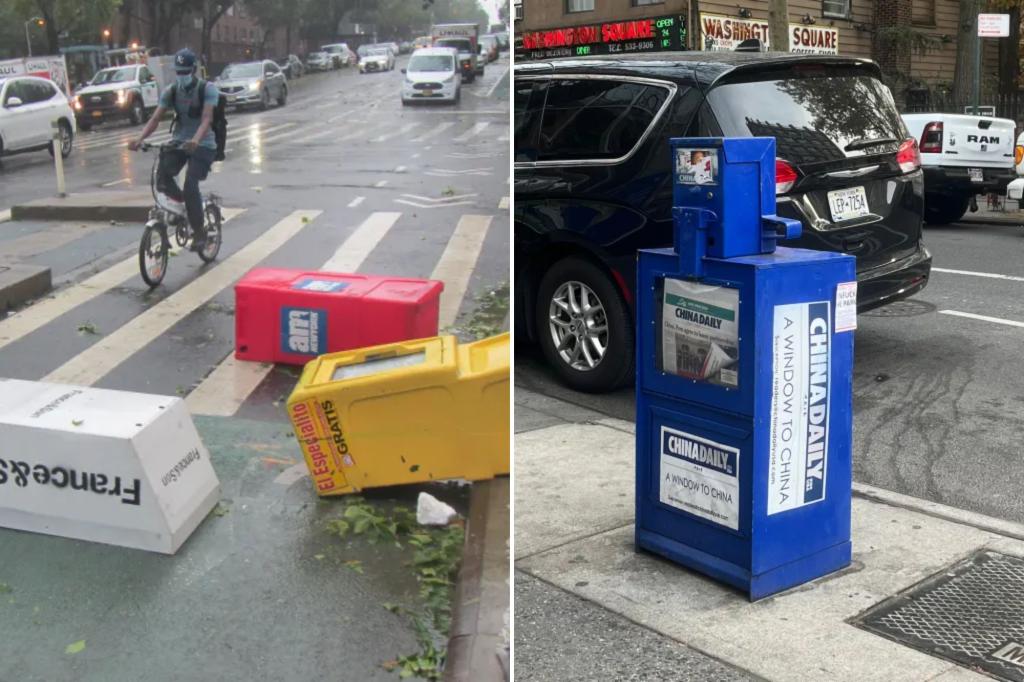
(176, 74, 193, 88)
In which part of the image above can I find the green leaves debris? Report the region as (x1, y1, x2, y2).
(65, 640, 86, 655)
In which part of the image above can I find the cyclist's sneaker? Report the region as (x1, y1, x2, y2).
(159, 194, 186, 217)
(190, 236, 207, 252)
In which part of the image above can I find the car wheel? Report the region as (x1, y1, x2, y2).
(277, 85, 287, 107)
(129, 96, 144, 125)
(48, 119, 73, 159)
(260, 88, 270, 111)
(924, 193, 970, 225)
(535, 256, 634, 393)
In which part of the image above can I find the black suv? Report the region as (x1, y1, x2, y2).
(515, 52, 932, 392)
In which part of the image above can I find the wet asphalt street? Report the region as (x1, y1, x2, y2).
(0, 54, 510, 681)
(516, 215, 1024, 526)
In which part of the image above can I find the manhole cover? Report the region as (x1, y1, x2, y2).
(854, 551, 1024, 680)
(862, 300, 937, 317)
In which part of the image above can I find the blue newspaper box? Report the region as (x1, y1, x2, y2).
(635, 137, 857, 600)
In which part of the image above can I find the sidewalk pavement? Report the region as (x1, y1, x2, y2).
(959, 202, 1024, 226)
(514, 387, 1024, 681)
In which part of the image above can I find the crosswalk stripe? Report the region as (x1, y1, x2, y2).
(0, 209, 245, 353)
(371, 122, 419, 143)
(43, 209, 320, 386)
(187, 210, 401, 416)
(412, 121, 455, 142)
(453, 122, 490, 142)
(499, 197, 509, 209)
(285, 128, 335, 146)
(431, 214, 492, 327)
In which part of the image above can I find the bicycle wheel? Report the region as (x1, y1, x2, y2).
(139, 222, 169, 288)
(198, 203, 222, 264)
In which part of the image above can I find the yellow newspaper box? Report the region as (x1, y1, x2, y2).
(287, 333, 509, 496)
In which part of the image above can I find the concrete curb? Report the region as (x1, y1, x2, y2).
(0, 263, 51, 312)
(444, 477, 509, 682)
(10, 192, 151, 223)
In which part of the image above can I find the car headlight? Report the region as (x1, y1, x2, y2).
(249, 81, 260, 92)
(116, 89, 127, 106)
(72, 96, 82, 110)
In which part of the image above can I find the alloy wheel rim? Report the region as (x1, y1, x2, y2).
(547, 280, 609, 372)
(144, 230, 164, 279)
(60, 125, 71, 155)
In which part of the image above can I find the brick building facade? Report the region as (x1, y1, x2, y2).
(515, 0, 1004, 107)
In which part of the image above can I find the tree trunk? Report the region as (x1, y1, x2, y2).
(768, 0, 788, 52)
(952, 0, 982, 105)
(286, 22, 292, 55)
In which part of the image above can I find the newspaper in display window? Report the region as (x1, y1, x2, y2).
(675, 147, 718, 186)
(661, 279, 739, 388)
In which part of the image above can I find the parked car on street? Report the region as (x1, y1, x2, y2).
(902, 112, 1016, 224)
(401, 47, 461, 105)
(72, 64, 160, 130)
(358, 46, 396, 74)
(277, 54, 305, 79)
(515, 52, 932, 392)
(495, 32, 510, 51)
(216, 60, 288, 110)
(321, 43, 356, 69)
(306, 51, 333, 72)
(1, 76, 76, 160)
(479, 35, 499, 63)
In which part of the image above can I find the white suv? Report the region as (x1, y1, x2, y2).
(0, 76, 76, 160)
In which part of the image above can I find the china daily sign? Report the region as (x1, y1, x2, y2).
(768, 302, 831, 515)
(0, 380, 221, 554)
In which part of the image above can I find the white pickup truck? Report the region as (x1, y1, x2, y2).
(902, 112, 1016, 224)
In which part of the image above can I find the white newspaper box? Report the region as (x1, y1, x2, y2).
(0, 380, 221, 554)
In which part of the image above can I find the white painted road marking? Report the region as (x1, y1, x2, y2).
(939, 310, 1024, 329)
(0, 209, 10, 223)
(188, 211, 401, 416)
(933, 267, 1024, 283)
(485, 65, 510, 98)
(371, 122, 419, 143)
(0, 209, 245, 352)
(432, 214, 492, 327)
(101, 178, 131, 187)
(499, 197, 509, 209)
(453, 122, 490, 142)
(412, 121, 455, 142)
(348, 196, 365, 208)
(45, 209, 320, 386)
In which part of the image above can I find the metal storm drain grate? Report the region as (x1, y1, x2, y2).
(854, 551, 1024, 680)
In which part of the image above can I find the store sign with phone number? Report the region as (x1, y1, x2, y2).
(518, 14, 688, 60)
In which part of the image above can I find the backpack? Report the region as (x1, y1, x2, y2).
(170, 79, 228, 161)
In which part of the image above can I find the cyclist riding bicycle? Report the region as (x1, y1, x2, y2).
(129, 48, 219, 251)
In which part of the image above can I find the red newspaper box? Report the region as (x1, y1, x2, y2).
(235, 268, 443, 365)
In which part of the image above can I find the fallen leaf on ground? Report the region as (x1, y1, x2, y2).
(65, 640, 86, 655)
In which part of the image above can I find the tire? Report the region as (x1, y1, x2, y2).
(198, 203, 222, 264)
(453, 88, 461, 105)
(259, 88, 270, 111)
(129, 96, 144, 125)
(139, 223, 169, 288)
(277, 85, 287, 107)
(535, 256, 634, 393)
(48, 119, 73, 159)
(924, 193, 970, 225)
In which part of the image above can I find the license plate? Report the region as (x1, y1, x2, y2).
(969, 168, 984, 183)
(91, 111, 102, 118)
(827, 186, 870, 222)
(422, 89, 434, 96)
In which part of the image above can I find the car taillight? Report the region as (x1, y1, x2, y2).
(1015, 144, 1023, 167)
(918, 121, 943, 153)
(896, 137, 921, 173)
(775, 159, 797, 195)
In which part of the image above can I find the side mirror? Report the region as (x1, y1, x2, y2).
(401, 68, 406, 74)
(5, 96, 23, 108)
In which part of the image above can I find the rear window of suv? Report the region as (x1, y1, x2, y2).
(517, 78, 670, 163)
(707, 70, 906, 166)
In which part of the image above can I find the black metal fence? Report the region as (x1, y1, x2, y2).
(900, 89, 1024, 123)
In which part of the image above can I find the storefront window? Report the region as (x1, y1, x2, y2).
(566, 0, 595, 14)
(822, 0, 850, 18)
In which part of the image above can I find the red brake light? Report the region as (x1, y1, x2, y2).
(896, 137, 921, 173)
(918, 121, 943, 154)
(775, 159, 797, 195)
